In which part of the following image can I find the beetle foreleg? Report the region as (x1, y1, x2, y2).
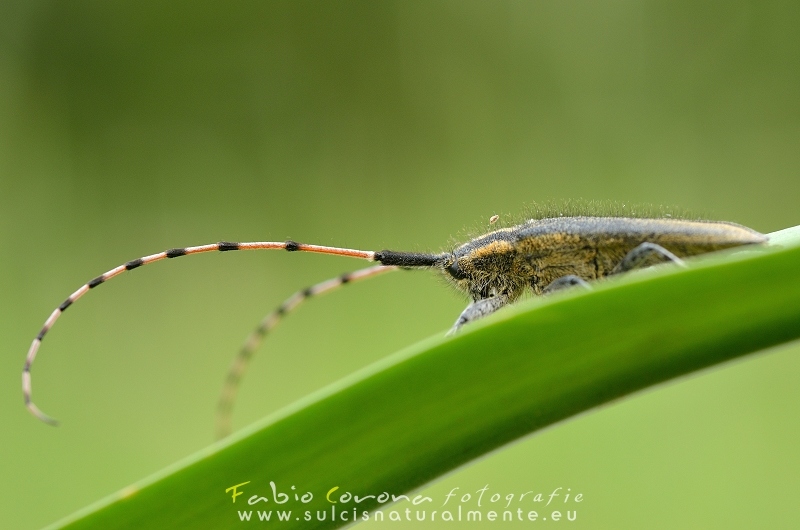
(447, 295, 509, 335)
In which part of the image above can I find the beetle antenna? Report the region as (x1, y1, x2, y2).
(23, 240, 442, 425)
(215, 264, 398, 439)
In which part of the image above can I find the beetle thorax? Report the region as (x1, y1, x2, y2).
(444, 233, 529, 301)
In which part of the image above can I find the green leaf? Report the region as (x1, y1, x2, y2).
(48, 226, 800, 529)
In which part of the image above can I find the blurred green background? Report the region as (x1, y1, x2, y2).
(2, 1, 799, 528)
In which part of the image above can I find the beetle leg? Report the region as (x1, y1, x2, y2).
(447, 295, 509, 335)
(613, 242, 686, 274)
(543, 275, 592, 294)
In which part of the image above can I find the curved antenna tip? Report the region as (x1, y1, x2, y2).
(27, 403, 60, 426)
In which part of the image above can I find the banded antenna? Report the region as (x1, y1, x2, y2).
(215, 264, 397, 438)
(23, 240, 445, 426)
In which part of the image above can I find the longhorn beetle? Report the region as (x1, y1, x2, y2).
(22, 211, 767, 438)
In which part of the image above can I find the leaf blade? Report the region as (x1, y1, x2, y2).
(50, 228, 800, 529)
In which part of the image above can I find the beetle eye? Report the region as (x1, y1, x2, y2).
(447, 260, 468, 280)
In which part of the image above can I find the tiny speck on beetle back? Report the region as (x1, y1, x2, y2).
(489, 214, 499, 224)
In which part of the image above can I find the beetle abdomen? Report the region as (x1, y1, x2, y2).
(512, 216, 766, 286)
